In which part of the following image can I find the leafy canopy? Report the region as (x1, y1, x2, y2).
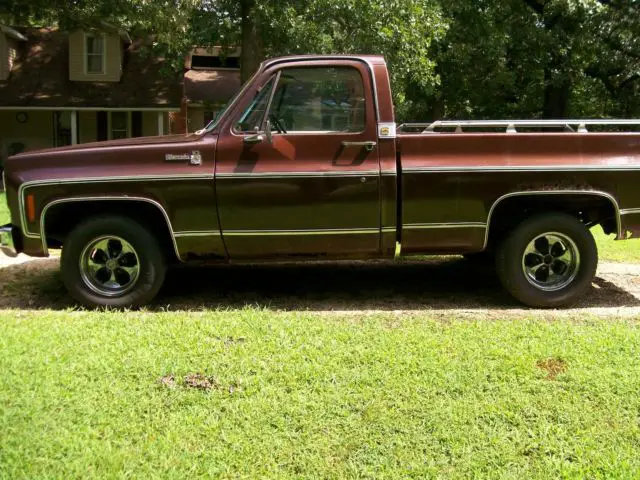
(1, 0, 638, 120)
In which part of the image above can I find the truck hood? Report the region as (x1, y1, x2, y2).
(11, 132, 205, 157)
(3, 131, 217, 188)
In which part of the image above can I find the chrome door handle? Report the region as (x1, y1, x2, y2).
(341, 141, 376, 152)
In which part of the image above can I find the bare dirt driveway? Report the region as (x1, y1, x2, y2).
(1, 253, 640, 317)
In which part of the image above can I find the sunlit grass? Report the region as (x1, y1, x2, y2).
(0, 191, 9, 225)
(1, 310, 640, 478)
(592, 225, 640, 263)
(1, 189, 640, 477)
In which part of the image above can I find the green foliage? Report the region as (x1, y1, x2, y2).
(431, 0, 640, 120)
(264, 0, 446, 121)
(0, 0, 638, 120)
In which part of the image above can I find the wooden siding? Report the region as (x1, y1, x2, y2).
(0, 110, 54, 161)
(68, 30, 123, 82)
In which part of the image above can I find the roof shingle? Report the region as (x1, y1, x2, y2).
(184, 69, 241, 105)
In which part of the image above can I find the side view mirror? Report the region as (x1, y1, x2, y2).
(243, 133, 264, 145)
(265, 119, 273, 144)
(243, 121, 274, 146)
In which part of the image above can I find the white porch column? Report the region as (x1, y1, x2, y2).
(70, 109, 78, 145)
(157, 111, 164, 136)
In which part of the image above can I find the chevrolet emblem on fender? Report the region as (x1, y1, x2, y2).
(165, 151, 202, 165)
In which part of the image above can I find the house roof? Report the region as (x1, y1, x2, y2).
(184, 46, 241, 69)
(184, 69, 241, 106)
(0, 27, 182, 109)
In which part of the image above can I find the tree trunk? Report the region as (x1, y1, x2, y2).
(543, 72, 571, 118)
(240, 0, 264, 83)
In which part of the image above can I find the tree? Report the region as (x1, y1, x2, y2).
(430, 0, 640, 120)
(1, 0, 638, 120)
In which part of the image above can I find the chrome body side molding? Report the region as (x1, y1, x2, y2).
(404, 222, 487, 230)
(620, 209, 640, 216)
(222, 228, 381, 237)
(403, 165, 640, 173)
(18, 174, 214, 239)
(215, 170, 380, 179)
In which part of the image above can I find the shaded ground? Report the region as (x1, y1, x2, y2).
(1, 254, 640, 315)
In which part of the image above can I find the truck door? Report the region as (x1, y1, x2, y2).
(215, 60, 381, 259)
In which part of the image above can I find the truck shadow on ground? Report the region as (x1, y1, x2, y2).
(0, 257, 637, 311)
(159, 259, 640, 311)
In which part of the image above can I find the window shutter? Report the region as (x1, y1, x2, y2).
(96, 111, 108, 141)
(132, 111, 143, 137)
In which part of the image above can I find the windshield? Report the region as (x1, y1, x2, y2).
(204, 69, 262, 133)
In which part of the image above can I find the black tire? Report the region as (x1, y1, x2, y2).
(61, 216, 166, 308)
(463, 251, 494, 266)
(496, 213, 597, 308)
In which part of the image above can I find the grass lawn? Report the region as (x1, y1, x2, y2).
(2, 196, 640, 478)
(0, 192, 8, 225)
(592, 226, 640, 263)
(1, 310, 640, 478)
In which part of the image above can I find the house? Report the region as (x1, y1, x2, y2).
(0, 23, 182, 162)
(182, 46, 241, 133)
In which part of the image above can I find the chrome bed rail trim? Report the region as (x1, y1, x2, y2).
(399, 119, 640, 134)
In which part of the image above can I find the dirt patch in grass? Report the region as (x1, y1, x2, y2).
(183, 373, 219, 390)
(159, 373, 219, 390)
(159, 375, 177, 389)
(537, 358, 568, 380)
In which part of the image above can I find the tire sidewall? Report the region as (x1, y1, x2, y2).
(496, 213, 598, 308)
(61, 216, 166, 308)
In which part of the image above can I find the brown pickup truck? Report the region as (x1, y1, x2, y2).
(2, 55, 640, 308)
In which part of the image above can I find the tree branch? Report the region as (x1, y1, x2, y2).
(522, 0, 545, 16)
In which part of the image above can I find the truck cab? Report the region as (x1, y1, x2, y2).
(211, 55, 399, 260)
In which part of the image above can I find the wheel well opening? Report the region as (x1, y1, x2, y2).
(486, 193, 618, 250)
(43, 200, 179, 263)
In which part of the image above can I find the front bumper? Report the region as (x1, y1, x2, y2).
(0, 224, 17, 257)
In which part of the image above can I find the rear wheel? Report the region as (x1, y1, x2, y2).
(496, 213, 597, 308)
(463, 251, 494, 266)
(61, 216, 166, 308)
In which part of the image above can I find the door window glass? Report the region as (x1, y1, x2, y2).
(234, 76, 276, 133)
(268, 67, 366, 133)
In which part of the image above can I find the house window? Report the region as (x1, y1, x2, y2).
(109, 112, 130, 139)
(85, 33, 105, 74)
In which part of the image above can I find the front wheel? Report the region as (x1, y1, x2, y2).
(61, 216, 166, 308)
(496, 213, 597, 308)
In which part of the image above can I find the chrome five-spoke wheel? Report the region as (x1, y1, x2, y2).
(522, 232, 580, 292)
(80, 236, 140, 297)
(493, 213, 596, 307)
